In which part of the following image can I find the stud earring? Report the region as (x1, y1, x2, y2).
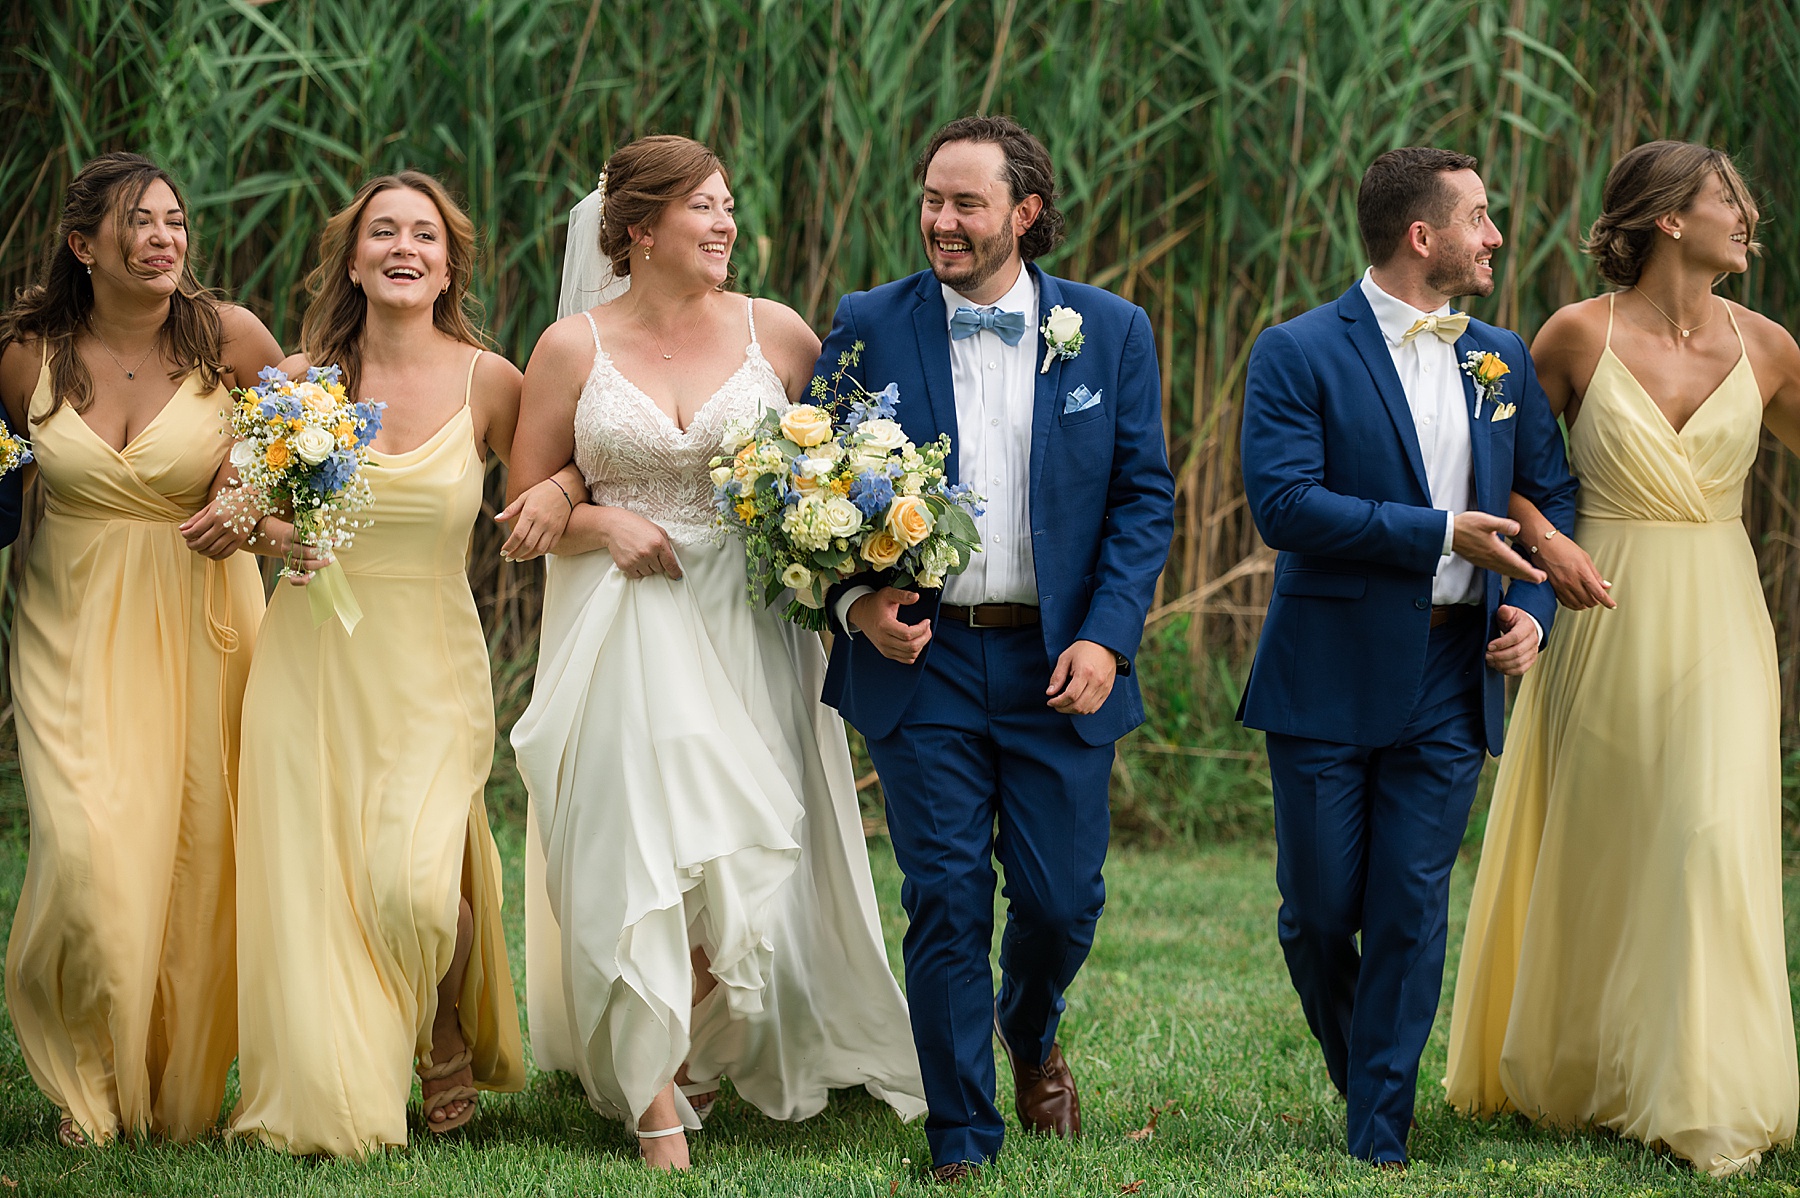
(1672, 231, 1682, 240)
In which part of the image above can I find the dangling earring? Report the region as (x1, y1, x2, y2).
(85, 264, 92, 275)
(643, 246, 651, 261)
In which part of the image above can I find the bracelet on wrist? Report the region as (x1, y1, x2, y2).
(550, 478, 575, 514)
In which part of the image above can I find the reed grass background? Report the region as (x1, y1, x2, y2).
(3, 0, 1799, 839)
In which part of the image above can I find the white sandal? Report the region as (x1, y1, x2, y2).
(636, 1125, 686, 1140)
(678, 1080, 718, 1123)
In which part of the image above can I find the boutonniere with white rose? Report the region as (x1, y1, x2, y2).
(1039, 305, 1085, 374)
(1459, 350, 1510, 420)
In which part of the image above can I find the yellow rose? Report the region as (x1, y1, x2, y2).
(1476, 353, 1511, 386)
(886, 495, 934, 546)
(862, 529, 904, 568)
(265, 439, 291, 469)
(297, 381, 336, 414)
(779, 404, 833, 448)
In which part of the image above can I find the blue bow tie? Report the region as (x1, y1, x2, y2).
(949, 306, 1027, 346)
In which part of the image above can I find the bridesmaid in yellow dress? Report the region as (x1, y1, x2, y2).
(1446, 141, 1800, 1176)
(0, 152, 279, 1146)
(227, 172, 585, 1155)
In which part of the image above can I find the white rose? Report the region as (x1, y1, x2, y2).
(1044, 305, 1083, 343)
(710, 464, 732, 488)
(229, 440, 257, 471)
(855, 418, 908, 455)
(796, 454, 836, 480)
(719, 415, 758, 454)
(821, 496, 863, 537)
(780, 562, 813, 590)
(293, 425, 336, 466)
(793, 583, 825, 610)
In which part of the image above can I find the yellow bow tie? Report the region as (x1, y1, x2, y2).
(1401, 312, 1469, 344)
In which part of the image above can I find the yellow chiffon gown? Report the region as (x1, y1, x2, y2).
(1446, 298, 1798, 1176)
(230, 353, 522, 1156)
(4, 363, 262, 1143)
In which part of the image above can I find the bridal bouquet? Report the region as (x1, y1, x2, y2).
(0, 423, 32, 478)
(710, 342, 983, 630)
(223, 365, 384, 631)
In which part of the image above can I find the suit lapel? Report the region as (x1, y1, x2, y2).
(1338, 286, 1432, 502)
(909, 275, 960, 482)
(1454, 328, 1491, 512)
(1028, 264, 1060, 513)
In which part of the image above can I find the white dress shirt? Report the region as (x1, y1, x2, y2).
(836, 264, 1040, 632)
(939, 268, 1039, 605)
(1358, 269, 1479, 606)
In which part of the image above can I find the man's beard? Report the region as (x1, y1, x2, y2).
(1426, 246, 1494, 299)
(927, 223, 1018, 293)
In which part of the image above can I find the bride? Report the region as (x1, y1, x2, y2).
(506, 135, 926, 1170)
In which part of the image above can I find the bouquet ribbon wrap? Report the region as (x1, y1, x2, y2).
(306, 559, 364, 634)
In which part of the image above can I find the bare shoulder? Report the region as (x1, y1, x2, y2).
(1735, 298, 1800, 386)
(217, 301, 267, 340)
(1532, 295, 1610, 352)
(471, 344, 523, 399)
(528, 311, 600, 372)
(748, 296, 822, 383)
(0, 337, 46, 393)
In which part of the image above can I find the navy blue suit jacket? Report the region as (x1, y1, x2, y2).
(1237, 283, 1578, 754)
(817, 265, 1175, 747)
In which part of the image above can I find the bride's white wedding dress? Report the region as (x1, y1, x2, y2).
(512, 297, 927, 1130)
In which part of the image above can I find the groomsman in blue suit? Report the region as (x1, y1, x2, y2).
(815, 116, 1174, 1181)
(1238, 148, 1578, 1168)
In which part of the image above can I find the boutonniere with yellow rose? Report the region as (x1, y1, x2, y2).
(1460, 350, 1510, 420)
(1039, 305, 1084, 374)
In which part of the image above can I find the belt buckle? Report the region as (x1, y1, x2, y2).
(967, 604, 1003, 629)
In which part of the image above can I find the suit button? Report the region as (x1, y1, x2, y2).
(1414, 598, 1428, 610)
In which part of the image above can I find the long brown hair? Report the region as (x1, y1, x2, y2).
(300, 171, 489, 397)
(0, 151, 226, 422)
(596, 135, 733, 285)
(1586, 141, 1762, 287)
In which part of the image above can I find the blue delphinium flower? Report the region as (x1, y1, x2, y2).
(351, 401, 386, 447)
(259, 395, 302, 421)
(257, 365, 286, 386)
(316, 450, 358, 494)
(841, 381, 901, 433)
(945, 481, 986, 517)
(848, 471, 895, 519)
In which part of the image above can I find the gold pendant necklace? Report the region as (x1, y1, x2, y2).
(91, 326, 157, 379)
(1633, 287, 1716, 340)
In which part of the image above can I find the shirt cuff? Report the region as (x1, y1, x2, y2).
(1441, 511, 1456, 557)
(834, 585, 876, 637)
(1524, 611, 1544, 648)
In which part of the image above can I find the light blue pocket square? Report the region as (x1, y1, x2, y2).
(1064, 385, 1102, 415)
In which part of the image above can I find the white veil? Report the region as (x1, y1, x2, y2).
(556, 174, 630, 318)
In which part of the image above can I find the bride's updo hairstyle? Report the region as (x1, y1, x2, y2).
(301, 170, 489, 397)
(0, 151, 226, 421)
(596, 135, 732, 284)
(1585, 140, 1760, 287)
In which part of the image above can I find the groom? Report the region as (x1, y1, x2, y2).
(1237, 147, 1578, 1167)
(816, 115, 1174, 1180)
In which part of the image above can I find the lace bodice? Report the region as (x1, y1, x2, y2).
(572, 298, 787, 545)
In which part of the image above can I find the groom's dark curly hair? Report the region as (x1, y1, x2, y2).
(916, 115, 1066, 261)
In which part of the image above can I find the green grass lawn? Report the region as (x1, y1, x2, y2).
(3, 808, 1799, 1196)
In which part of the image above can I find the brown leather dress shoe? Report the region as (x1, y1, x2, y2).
(995, 1018, 1081, 1137)
(931, 1161, 979, 1184)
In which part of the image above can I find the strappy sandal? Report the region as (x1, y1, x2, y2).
(636, 1123, 689, 1170)
(416, 1047, 478, 1134)
(56, 1116, 89, 1148)
(678, 1079, 718, 1124)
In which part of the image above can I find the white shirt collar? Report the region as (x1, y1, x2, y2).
(1360, 267, 1453, 348)
(943, 263, 1036, 327)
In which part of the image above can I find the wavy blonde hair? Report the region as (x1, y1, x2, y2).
(300, 171, 490, 396)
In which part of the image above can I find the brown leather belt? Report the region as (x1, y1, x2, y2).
(1430, 603, 1478, 628)
(940, 602, 1041, 629)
